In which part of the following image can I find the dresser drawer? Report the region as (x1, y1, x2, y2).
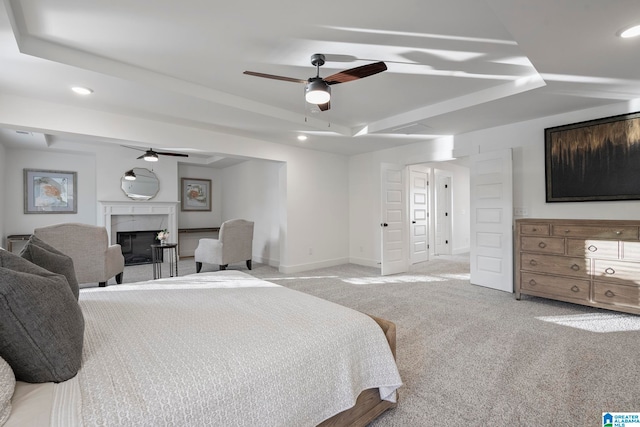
(566, 239, 619, 259)
(521, 272, 589, 301)
(520, 236, 564, 254)
(593, 259, 640, 286)
(551, 225, 638, 240)
(593, 282, 640, 308)
(520, 223, 549, 236)
(520, 252, 590, 278)
(622, 241, 640, 261)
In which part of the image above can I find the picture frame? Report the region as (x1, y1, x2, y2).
(24, 169, 77, 214)
(545, 111, 640, 202)
(181, 178, 212, 211)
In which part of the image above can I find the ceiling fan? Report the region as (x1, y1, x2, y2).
(243, 54, 387, 111)
(122, 145, 189, 162)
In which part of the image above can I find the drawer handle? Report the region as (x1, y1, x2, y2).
(538, 242, 547, 248)
(587, 245, 598, 252)
(605, 267, 616, 275)
(529, 259, 538, 266)
(571, 285, 580, 293)
(532, 228, 537, 232)
(564, 229, 570, 233)
(605, 290, 616, 298)
(570, 264, 580, 271)
(529, 279, 537, 286)
(616, 231, 622, 235)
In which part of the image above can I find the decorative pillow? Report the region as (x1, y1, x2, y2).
(0, 356, 14, 426)
(20, 235, 79, 300)
(0, 249, 84, 383)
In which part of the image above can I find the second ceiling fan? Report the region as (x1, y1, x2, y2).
(122, 145, 189, 162)
(243, 54, 387, 111)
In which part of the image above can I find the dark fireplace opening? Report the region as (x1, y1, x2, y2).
(117, 230, 163, 266)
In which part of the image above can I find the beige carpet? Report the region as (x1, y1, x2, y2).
(115, 255, 640, 427)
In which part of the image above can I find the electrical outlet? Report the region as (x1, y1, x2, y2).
(514, 207, 529, 217)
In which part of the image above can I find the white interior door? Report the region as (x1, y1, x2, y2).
(470, 149, 513, 292)
(381, 163, 407, 276)
(434, 172, 452, 255)
(409, 166, 429, 264)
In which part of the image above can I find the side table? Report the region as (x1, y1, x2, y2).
(150, 243, 178, 279)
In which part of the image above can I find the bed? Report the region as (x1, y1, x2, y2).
(3, 270, 402, 426)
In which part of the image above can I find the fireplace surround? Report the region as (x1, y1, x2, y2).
(98, 201, 178, 254)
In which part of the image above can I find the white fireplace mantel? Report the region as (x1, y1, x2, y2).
(98, 201, 179, 245)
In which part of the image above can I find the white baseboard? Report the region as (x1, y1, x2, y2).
(279, 257, 349, 274)
(348, 256, 380, 268)
(452, 247, 470, 255)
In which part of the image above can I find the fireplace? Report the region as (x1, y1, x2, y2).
(98, 200, 178, 247)
(117, 230, 163, 266)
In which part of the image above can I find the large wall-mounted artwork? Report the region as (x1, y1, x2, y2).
(181, 177, 211, 211)
(24, 169, 77, 213)
(545, 111, 640, 202)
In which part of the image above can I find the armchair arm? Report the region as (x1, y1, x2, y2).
(194, 238, 223, 264)
(105, 244, 125, 278)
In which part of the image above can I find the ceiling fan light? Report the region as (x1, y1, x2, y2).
(124, 169, 137, 180)
(305, 78, 331, 104)
(619, 24, 640, 38)
(143, 151, 159, 162)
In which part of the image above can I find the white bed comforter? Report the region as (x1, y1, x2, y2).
(10, 271, 402, 427)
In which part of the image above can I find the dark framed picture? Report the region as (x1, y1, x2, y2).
(181, 178, 211, 211)
(545, 111, 640, 202)
(24, 169, 77, 213)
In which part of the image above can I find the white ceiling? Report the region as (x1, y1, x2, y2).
(1, 0, 640, 157)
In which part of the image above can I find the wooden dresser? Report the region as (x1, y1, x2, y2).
(515, 218, 640, 315)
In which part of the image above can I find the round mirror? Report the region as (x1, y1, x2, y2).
(121, 168, 159, 200)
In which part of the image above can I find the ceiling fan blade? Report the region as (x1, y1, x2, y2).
(243, 71, 306, 84)
(156, 151, 189, 157)
(324, 61, 387, 85)
(318, 101, 330, 111)
(136, 154, 146, 159)
(122, 144, 146, 152)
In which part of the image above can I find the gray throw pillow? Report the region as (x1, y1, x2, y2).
(0, 249, 84, 383)
(20, 235, 79, 300)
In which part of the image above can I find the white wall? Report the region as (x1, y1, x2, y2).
(0, 142, 5, 247)
(281, 150, 350, 272)
(0, 94, 350, 273)
(221, 159, 283, 266)
(454, 99, 640, 220)
(177, 164, 223, 228)
(3, 147, 97, 235)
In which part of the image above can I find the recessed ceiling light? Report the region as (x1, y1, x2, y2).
(71, 86, 94, 95)
(618, 24, 640, 38)
(297, 135, 308, 141)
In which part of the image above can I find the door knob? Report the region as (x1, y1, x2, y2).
(380, 223, 389, 227)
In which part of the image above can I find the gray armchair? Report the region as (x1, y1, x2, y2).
(33, 223, 124, 287)
(194, 219, 254, 272)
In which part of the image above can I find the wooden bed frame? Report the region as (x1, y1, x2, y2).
(318, 315, 398, 427)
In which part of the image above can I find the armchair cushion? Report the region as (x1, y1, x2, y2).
(19, 235, 79, 300)
(0, 249, 84, 383)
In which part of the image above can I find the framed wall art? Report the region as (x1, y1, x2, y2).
(545, 111, 640, 202)
(181, 178, 211, 211)
(24, 169, 77, 213)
